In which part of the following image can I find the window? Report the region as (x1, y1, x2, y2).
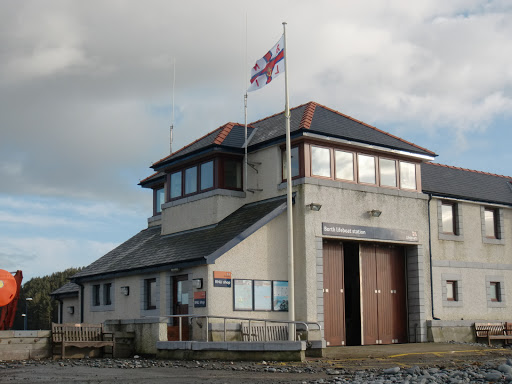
(282, 147, 300, 180)
(358, 154, 376, 184)
(441, 202, 457, 235)
(185, 166, 197, 194)
(335, 150, 354, 181)
(103, 283, 112, 305)
(170, 171, 182, 199)
(155, 187, 165, 214)
(145, 278, 157, 310)
(311, 146, 331, 177)
(399, 161, 416, 190)
(490, 282, 501, 302)
(379, 158, 396, 187)
(223, 159, 242, 189)
(92, 285, 100, 306)
(484, 208, 498, 238)
(200, 161, 214, 190)
(486, 277, 505, 308)
(446, 281, 458, 301)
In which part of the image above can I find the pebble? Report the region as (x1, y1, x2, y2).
(4, 355, 512, 383)
(500, 364, 512, 374)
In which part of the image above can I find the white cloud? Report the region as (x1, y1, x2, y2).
(0, 236, 118, 281)
(0, 0, 510, 280)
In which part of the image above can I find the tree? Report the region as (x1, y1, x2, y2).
(12, 267, 82, 330)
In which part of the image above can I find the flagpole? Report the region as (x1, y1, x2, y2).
(244, 93, 248, 192)
(282, 21, 295, 340)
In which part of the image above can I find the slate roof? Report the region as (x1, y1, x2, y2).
(50, 282, 79, 297)
(139, 171, 165, 187)
(148, 102, 435, 175)
(72, 195, 289, 281)
(421, 162, 512, 206)
(151, 123, 255, 171)
(249, 102, 436, 157)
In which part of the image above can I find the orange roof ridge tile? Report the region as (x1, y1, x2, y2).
(213, 122, 236, 145)
(426, 162, 512, 179)
(310, 101, 436, 156)
(299, 102, 317, 130)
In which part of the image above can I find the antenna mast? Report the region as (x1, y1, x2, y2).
(170, 58, 176, 154)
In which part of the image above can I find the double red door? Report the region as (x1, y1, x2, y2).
(323, 241, 407, 346)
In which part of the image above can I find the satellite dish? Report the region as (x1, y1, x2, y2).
(0, 269, 17, 307)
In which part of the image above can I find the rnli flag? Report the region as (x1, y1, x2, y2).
(248, 35, 285, 92)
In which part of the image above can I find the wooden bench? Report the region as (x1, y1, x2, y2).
(52, 322, 115, 359)
(474, 322, 512, 346)
(241, 324, 289, 341)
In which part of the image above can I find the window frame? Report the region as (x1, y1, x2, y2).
(154, 187, 165, 215)
(92, 284, 101, 307)
(357, 153, 377, 185)
(169, 170, 183, 200)
(486, 276, 506, 308)
(310, 145, 332, 179)
(334, 149, 355, 182)
(442, 274, 463, 307)
(378, 157, 397, 188)
(399, 161, 417, 190)
(441, 202, 457, 235)
(446, 280, 458, 301)
(282, 145, 303, 181)
(200, 160, 215, 191)
(103, 283, 112, 306)
(145, 278, 157, 310)
(490, 282, 501, 302)
(484, 208, 499, 239)
(184, 165, 198, 195)
(220, 157, 243, 190)
(437, 200, 464, 241)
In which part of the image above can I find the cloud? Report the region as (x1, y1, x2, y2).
(0, 1, 510, 281)
(0, 236, 118, 281)
(1, 1, 510, 202)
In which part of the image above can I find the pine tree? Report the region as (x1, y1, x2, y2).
(12, 267, 83, 330)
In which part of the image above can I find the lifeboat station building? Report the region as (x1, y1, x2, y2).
(53, 102, 511, 348)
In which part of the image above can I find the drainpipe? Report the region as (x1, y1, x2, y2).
(427, 194, 440, 321)
(76, 282, 85, 323)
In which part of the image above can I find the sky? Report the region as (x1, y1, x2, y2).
(1, 1, 511, 282)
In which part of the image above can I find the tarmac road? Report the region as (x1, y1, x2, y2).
(1, 343, 512, 384)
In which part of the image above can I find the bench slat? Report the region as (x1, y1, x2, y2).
(241, 324, 289, 341)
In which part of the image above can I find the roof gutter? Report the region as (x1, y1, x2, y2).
(303, 132, 436, 161)
(152, 146, 244, 172)
(423, 193, 512, 208)
(71, 258, 207, 284)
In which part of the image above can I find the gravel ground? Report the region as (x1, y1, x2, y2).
(2, 344, 512, 383)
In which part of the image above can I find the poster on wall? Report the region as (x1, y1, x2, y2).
(193, 291, 206, 308)
(253, 280, 272, 311)
(273, 281, 289, 311)
(234, 279, 252, 310)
